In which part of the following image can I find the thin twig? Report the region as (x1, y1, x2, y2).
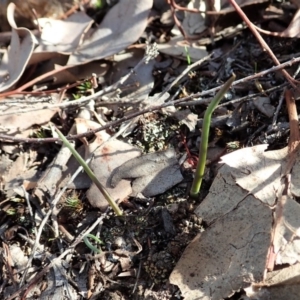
(1, 56, 300, 143)
(0, 55, 298, 119)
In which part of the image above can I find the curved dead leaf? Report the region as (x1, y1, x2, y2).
(59, 119, 141, 211)
(0, 3, 38, 92)
(34, 12, 94, 54)
(109, 148, 183, 197)
(67, 0, 153, 65)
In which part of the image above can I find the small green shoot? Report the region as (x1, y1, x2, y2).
(95, 0, 105, 9)
(83, 234, 103, 253)
(6, 208, 17, 215)
(254, 62, 266, 94)
(54, 127, 123, 216)
(65, 194, 83, 213)
(77, 81, 93, 91)
(32, 126, 50, 138)
(190, 74, 236, 198)
(184, 45, 191, 65)
(72, 80, 94, 100)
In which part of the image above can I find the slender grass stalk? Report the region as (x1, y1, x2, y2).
(54, 127, 123, 216)
(184, 45, 191, 65)
(190, 74, 236, 197)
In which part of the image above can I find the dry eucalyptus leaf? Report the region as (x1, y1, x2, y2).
(170, 191, 272, 299)
(9, 244, 28, 271)
(60, 119, 141, 211)
(0, 94, 60, 136)
(255, 9, 300, 38)
(253, 96, 275, 118)
(87, 139, 141, 211)
(157, 35, 208, 62)
(194, 164, 249, 224)
(109, 148, 183, 197)
(67, 0, 153, 65)
(245, 284, 300, 300)
(262, 262, 300, 286)
(34, 12, 94, 54)
(290, 149, 300, 197)
(107, 48, 155, 101)
(245, 264, 300, 300)
(173, 109, 198, 131)
(181, 0, 221, 36)
(0, 152, 41, 197)
(0, 3, 38, 92)
(172, 139, 300, 299)
(273, 196, 300, 265)
(221, 145, 288, 206)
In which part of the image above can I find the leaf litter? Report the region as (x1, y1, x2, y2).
(2, 0, 300, 299)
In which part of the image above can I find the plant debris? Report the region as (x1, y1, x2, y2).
(1, 0, 300, 299)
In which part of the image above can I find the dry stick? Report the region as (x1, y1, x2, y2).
(0, 53, 213, 117)
(267, 90, 300, 272)
(1, 56, 300, 144)
(272, 88, 286, 127)
(283, 89, 300, 176)
(0, 56, 297, 119)
(161, 53, 213, 96)
(228, 0, 299, 90)
(199, 82, 288, 108)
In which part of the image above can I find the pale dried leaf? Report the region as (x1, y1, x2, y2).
(10, 244, 28, 271)
(0, 152, 41, 196)
(67, 0, 153, 65)
(182, 1, 206, 35)
(245, 264, 300, 299)
(173, 109, 198, 131)
(290, 150, 300, 197)
(170, 191, 272, 299)
(60, 119, 141, 211)
(0, 3, 38, 92)
(157, 36, 208, 62)
(108, 48, 154, 101)
(251, 285, 300, 300)
(0, 94, 60, 136)
(87, 139, 141, 210)
(263, 262, 300, 286)
(221, 145, 288, 206)
(253, 96, 275, 118)
(273, 196, 300, 265)
(34, 12, 94, 54)
(194, 164, 249, 224)
(109, 148, 183, 197)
